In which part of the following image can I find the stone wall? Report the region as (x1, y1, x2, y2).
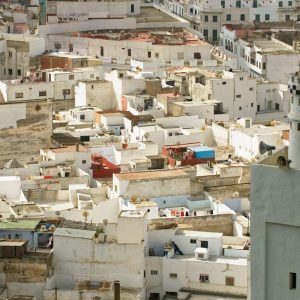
(0, 100, 52, 165)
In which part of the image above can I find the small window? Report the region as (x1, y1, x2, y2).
(240, 77, 243, 81)
(131, 3, 134, 13)
(8, 69, 12, 75)
(289, 273, 296, 289)
(15, 93, 23, 98)
(199, 274, 209, 283)
(286, 15, 291, 21)
(257, 105, 260, 112)
(239, 106, 242, 111)
(8, 51, 12, 57)
(190, 239, 197, 244)
(63, 89, 71, 95)
(249, 87, 254, 91)
(194, 52, 201, 59)
(276, 103, 280, 110)
(82, 160, 87, 164)
(265, 14, 270, 21)
(80, 114, 85, 120)
(151, 270, 158, 275)
(39, 91, 47, 97)
(213, 15, 218, 22)
(69, 74, 74, 80)
(128, 49, 131, 57)
(225, 276, 235, 286)
(91, 85, 94, 89)
(297, 123, 300, 131)
(279, 1, 283, 7)
(148, 51, 151, 58)
(201, 240, 208, 248)
(222, 81, 227, 85)
(288, 0, 293, 6)
(168, 132, 172, 137)
(226, 14, 231, 21)
(251, 103, 254, 107)
(170, 273, 177, 279)
(240, 14, 245, 21)
(236, 94, 241, 98)
(204, 15, 208, 22)
(17, 69, 21, 76)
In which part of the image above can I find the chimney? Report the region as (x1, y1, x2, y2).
(114, 280, 120, 300)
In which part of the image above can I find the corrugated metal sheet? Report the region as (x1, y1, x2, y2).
(54, 228, 96, 239)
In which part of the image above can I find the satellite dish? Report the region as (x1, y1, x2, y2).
(259, 141, 275, 155)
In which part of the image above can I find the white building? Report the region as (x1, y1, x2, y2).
(250, 72, 300, 298)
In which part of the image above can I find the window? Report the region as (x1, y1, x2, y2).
(257, 105, 260, 112)
(236, 0, 241, 8)
(128, 49, 131, 57)
(204, 15, 208, 22)
(298, 123, 300, 131)
(80, 114, 85, 120)
(240, 14, 245, 21)
(263, 62, 266, 70)
(201, 240, 208, 248)
(213, 30, 218, 41)
(131, 4, 134, 13)
(239, 106, 242, 111)
(82, 160, 87, 164)
(39, 91, 47, 97)
(170, 273, 177, 279)
(8, 51, 12, 58)
(62, 89, 70, 95)
(236, 94, 241, 98)
(190, 239, 197, 244)
(255, 14, 260, 22)
(213, 15, 218, 22)
(17, 69, 21, 76)
(148, 51, 151, 58)
(251, 103, 254, 107)
(200, 274, 209, 283)
(240, 77, 243, 81)
(69, 74, 74, 80)
(221, 0, 225, 8)
(249, 87, 254, 91)
(69, 43, 73, 52)
(288, 0, 293, 6)
(226, 14, 231, 21)
(226, 276, 235, 286)
(285, 15, 291, 21)
(100, 46, 104, 56)
(279, 1, 283, 7)
(15, 93, 23, 98)
(151, 270, 158, 275)
(203, 29, 208, 39)
(289, 272, 297, 289)
(168, 132, 172, 137)
(194, 52, 201, 59)
(222, 81, 227, 85)
(8, 69, 12, 75)
(265, 14, 270, 21)
(253, 0, 257, 7)
(54, 42, 61, 49)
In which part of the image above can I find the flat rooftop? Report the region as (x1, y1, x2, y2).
(136, 7, 178, 23)
(49, 144, 89, 153)
(114, 169, 188, 181)
(172, 254, 247, 265)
